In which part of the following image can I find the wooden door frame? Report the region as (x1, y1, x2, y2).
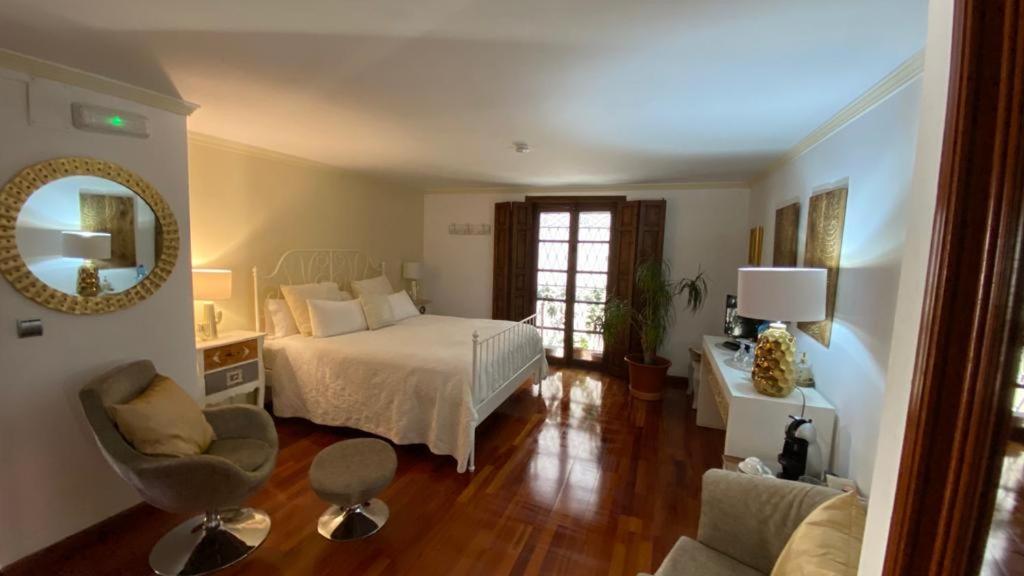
(527, 196, 623, 369)
(884, 0, 1024, 572)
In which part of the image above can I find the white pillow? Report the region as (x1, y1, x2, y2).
(351, 275, 393, 298)
(307, 299, 368, 338)
(265, 298, 299, 339)
(281, 282, 346, 336)
(389, 291, 420, 322)
(360, 293, 395, 330)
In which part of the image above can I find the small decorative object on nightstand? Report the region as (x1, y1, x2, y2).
(403, 261, 422, 300)
(413, 298, 431, 314)
(193, 268, 233, 341)
(196, 330, 265, 407)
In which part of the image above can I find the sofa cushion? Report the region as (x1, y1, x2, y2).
(770, 491, 866, 576)
(698, 471, 839, 573)
(655, 537, 765, 576)
(205, 438, 274, 472)
(110, 375, 215, 457)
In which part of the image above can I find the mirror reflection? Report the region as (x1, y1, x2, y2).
(15, 175, 160, 296)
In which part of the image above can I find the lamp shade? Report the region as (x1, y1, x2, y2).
(61, 231, 111, 260)
(192, 268, 232, 301)
(402, 261, 422, 280)
(737, 267, 827, 322)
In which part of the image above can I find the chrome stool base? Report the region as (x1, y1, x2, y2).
(149, 508, 271, 576)
(317, 499, 389, 541)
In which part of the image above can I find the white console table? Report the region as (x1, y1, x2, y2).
(697, 335, 836, 475)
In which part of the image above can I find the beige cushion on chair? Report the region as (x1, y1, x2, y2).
(109, 375, 215, 457)
(770, 491, 866, 576)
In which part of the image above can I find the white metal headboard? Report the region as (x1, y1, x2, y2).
(252, 249, 385, 331)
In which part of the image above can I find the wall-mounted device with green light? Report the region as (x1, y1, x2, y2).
(71, 103, 149, 138)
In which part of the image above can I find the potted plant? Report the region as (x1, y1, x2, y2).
(601, 259, 708, 400)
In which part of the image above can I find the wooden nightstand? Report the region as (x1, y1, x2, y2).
(414, 298, 431, 314)
(196, 330, 266, 408)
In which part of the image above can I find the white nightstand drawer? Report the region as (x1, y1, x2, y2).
(205, 360, 260, 396)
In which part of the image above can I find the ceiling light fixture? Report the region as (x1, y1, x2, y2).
(513, 141, 530, 154)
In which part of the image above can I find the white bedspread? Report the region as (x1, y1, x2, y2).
(264, 314, 544, 471)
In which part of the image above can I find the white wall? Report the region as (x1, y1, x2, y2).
(748, 78, 923, 492)
(423, 186, 750, 375)
(0, 73, 195, 566)
(188, 140, 424, 333)
(859, 0, 952, 570)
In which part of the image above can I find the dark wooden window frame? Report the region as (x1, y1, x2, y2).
(884, 0, 1024, 572)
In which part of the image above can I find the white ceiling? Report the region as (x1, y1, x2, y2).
(0, 0, 928, 188)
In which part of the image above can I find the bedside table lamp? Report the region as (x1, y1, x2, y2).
(737, 267, 826, 397)
(62, 231, 111, 297)
(403, 261, 423, 301)
(193, 268, 232, 340)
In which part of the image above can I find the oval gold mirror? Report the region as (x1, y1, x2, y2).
(0, 157, 179, 314)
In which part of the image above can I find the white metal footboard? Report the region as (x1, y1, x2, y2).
(468, 314, 546, 472)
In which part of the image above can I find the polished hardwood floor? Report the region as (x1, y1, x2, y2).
(7, 369, 724, 576)
(984, 440, 1024, 575)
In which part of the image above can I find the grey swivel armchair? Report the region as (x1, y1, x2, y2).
(79, 360, 278, 576)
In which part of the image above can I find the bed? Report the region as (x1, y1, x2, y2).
(253, 249, 547, 472)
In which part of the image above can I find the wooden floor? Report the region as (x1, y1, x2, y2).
(8, 368, 724, 576)
(984, 440, 1024, 575)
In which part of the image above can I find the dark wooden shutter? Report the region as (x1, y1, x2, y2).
(606, 199, 667, 376)
(492, 202, 534, 321)
(492, 202, 512, 320)
(509, 202, 534, 320)
(606, 201, 639, 377)
(631, 200, 667, 357)
(636, 200, 666, 265)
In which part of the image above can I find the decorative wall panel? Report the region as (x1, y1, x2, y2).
(798, 187, 847, 347)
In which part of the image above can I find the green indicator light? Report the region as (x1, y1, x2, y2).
(108, 115, 124, 127)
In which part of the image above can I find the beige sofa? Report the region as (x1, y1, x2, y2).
(643, 469, 839, 576)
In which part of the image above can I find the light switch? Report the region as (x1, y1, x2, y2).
(16, 319, 43, 338)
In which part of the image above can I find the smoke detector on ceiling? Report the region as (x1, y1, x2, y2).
(512, 141, 530, 154)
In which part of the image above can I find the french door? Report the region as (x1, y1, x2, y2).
(533, 202, 615, 367)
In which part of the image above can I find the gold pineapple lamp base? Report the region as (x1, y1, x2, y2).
(751, 322, 797, 397)
(76, 261, 101, 297)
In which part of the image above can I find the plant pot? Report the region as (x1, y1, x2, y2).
(625, 353, 672, 401)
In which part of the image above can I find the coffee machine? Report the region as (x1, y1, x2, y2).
(778, 416, 822, 481)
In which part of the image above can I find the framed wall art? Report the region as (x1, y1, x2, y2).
(798, 187, 847, 347)
(773, 201, 800, 267)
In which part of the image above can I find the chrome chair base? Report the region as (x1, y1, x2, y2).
(149, 508, 271, 576)
(317, 499, 389, 541)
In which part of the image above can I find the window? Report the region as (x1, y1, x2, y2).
(534, 207, 613, 364)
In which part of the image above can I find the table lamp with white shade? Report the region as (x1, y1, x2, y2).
(737, 267, 827, 397)
(192, 268, 232, 340)
(62, 231, 111, 297)
(403, 261, 423, 300)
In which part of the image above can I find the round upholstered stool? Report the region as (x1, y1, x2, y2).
(309, 438, 397, 541)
